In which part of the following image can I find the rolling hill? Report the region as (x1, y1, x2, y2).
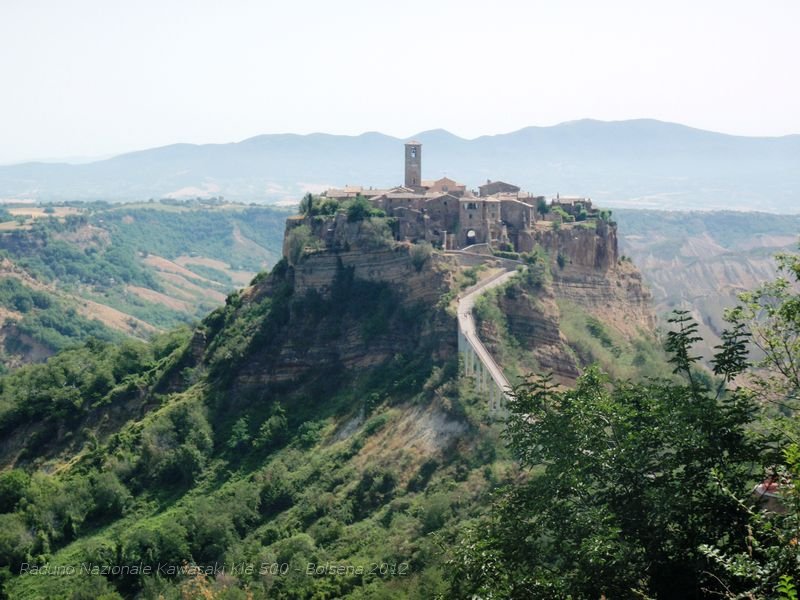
(616, 209, 800, 358)
(0, 201, 287, 369)
(2, 119, 798, 212)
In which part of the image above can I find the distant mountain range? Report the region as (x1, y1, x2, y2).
(1, 119, 798, 212)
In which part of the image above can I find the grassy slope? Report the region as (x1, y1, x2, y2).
(0, 257, 514, 599)
(0, 202, 287, 370)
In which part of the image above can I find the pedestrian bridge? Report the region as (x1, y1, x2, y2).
(455, 267, 518, 413)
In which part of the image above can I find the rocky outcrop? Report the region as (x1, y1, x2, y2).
(473, 221, 656, 385)
(537, 222, 655, 337)
(229, 213, 655, 395)
(496, 286, 581, 382)
(552, 261, 655, 338)
(225, 232, 456, 393)
(534, 220, 618, 270)
(290, 247, 448, 308)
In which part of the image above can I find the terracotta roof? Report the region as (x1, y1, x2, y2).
(384, 192, 428, 200)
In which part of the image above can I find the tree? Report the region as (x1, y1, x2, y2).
(0, 470, 29, 513)
(300, 193, 314, 216)
(698, 247, 800, 598)
(536, 198, 550, 215)
(347, 195, 371, 222)
(448, 312, 764, 599)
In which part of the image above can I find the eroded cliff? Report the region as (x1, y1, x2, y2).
(475, 221, 659, 384)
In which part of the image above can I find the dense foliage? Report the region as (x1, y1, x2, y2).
(0, 203, 288, 367)
(96, 206, 285, 271)
(2, 206, 798, 599)
(0, 277, 119, 360)
(0, 217, 157, 290)
(450, 248, 800, 599)
(0, 257, 500, 599)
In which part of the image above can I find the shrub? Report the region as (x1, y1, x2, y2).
(295, 421, 323, 448)
(227, 416, 251, 450)
(410, 242, 433, 272)
(285, 224, 313, 266)
(253, 404, 289, 450)
(0, 513, 34, 570)
(346, 196, 378, 222)
(139, 401, 213, 485)
(358, 219, 393, 250)
(351, 466, 398, 520)
(0, 470, 29, 513)
(363, 413, 390, 436)
(421, 493, 452, 533)
(90, 471, 131, 519)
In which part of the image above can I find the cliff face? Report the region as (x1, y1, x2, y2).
(475, 221, 658, 385)
(212, 214, 655, 395)
(205, 218, 455, 395)
(494, 285, 582, 382)
(539, 222, 654, 335)
(535, 220, 619, 270)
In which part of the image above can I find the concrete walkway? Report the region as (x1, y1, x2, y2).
(457, 267, 519, 407)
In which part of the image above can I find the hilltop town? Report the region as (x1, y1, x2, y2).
(321, 141, 612, 252)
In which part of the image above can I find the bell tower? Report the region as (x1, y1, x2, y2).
(404, 141, 422, 190)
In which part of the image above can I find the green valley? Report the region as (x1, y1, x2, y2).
(0, 201, 287, 370)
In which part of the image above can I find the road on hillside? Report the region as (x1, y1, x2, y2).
(457, 268, 519, 399)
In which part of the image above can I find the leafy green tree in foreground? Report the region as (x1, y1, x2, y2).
(448, 246, 800, 599)
(698, 250, 800, 599)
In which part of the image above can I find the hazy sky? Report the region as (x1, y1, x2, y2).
(1, 0, 798, 164)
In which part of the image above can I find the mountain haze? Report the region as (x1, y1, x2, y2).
(2, 119, 798, 212)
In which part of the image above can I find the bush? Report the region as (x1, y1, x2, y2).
(0, 470, 29, 513)
(139, 401, 213, 485)
(252, 404, 288, 450)
(227, 416, 251, 450)
(346, 196, 383, 222)
(420, 493, 452, 533)
(0, 514, 34, 570)
(351, 466, 398, 520)
(363, 413, 390, 436)
(285, 224, 313, 266)
(493, 250, 520, 261)
(358, 219, 393, 250)
(410, 242, 433, 272)
(295, 421, 323, 448)
(90, 471, 131, 519)
(258, 462, 296, 516)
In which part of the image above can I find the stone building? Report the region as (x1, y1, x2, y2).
(479, 180, 520, 197)
(405, 141, 422, 190)
(422, 177, 466, 197)
(319, 141, 601, 252)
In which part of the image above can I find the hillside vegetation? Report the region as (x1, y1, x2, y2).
(0, 199, 798, 597)
(0, 201, 286, 369)
(0, 241, 514, 599)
